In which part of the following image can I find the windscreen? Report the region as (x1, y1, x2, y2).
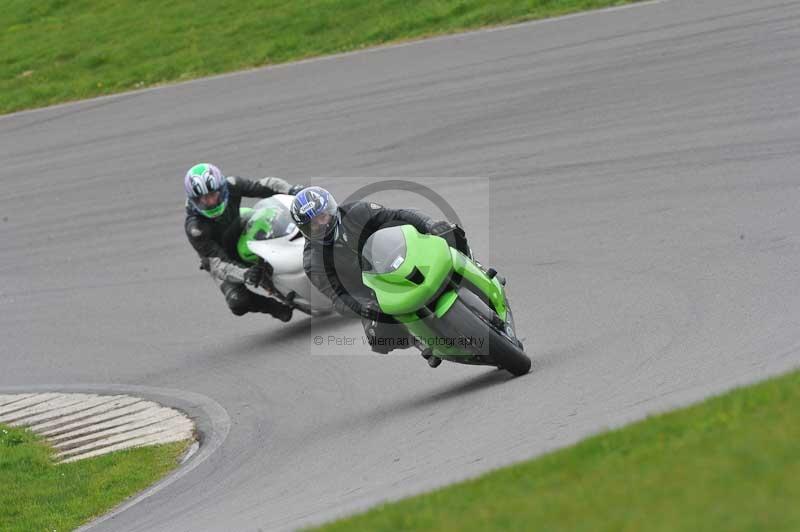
(362, 226, 407, 274)
(248, 198, 297, 240)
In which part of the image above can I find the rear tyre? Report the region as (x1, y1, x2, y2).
(442, 299, 531, 377)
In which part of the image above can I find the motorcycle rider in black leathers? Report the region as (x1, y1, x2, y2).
(290, 186, 470, 353)
(184, 163, 305, 321)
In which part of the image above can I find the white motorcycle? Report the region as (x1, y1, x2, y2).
(236, 195, 333, 316)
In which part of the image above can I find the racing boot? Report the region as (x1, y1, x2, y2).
(271, 302, 294, 323)
(251, 294, 293, 322)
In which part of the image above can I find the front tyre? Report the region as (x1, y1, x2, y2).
(441, 298, 531, 377)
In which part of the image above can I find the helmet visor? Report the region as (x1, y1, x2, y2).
(302, 212, 337, 241)
(296, 195, 339, 242)
(196, 191, 222, 209)
(191, 190, 227, 218)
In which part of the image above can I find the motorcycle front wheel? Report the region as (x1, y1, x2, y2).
(437, 296, 531, 377)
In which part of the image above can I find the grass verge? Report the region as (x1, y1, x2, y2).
(1, 0, 642, 115)
(313, 369, 800, 531)
(0, 424, 189, 532)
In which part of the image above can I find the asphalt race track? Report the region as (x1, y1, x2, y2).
(3, 0, 800, 529)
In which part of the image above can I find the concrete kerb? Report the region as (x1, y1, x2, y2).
(0, 383, 230, 531)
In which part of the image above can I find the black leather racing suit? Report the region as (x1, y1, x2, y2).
(185, 176, 292, 316)
(302, 201, 436, 319)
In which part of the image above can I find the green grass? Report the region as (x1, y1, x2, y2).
(313, 369, 800, 532)
(0, 425, 189, 532)
(0, 0, 641, 115)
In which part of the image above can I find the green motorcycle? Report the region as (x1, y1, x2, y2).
(361, 225, 531, 376)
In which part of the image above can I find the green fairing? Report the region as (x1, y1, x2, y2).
(236, 207, 276, 264)
(362, 224, 512, 360)
(362, 225, 508, 319)
(450, 249, 508, 321)
(362, 224, 528, 373)
(361, 225, 452, 315)
(434, 290, 459, 318)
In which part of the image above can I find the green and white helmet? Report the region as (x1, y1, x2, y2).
(184, 163, 229, 218)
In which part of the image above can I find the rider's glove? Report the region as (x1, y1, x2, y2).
(428, 220, 456, 237)
(361, 301, 393, 355)
(359, 299, 382, 322)
(428, 220, 471, 257)
(243, 262, 268, 288)
(288, 184, 306, 195)
(259, 177, 293, 195)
